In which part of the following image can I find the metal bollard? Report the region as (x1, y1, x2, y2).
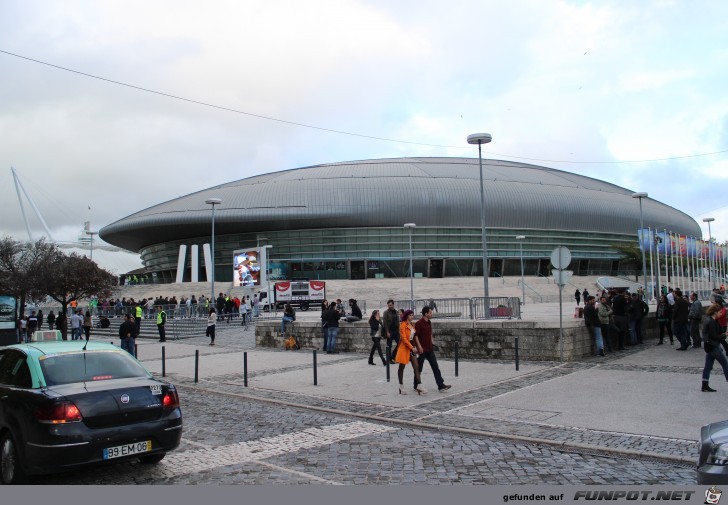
(135, 343, 138, 358)
(194, 349, 199, 383)
(313, 350, 317, 386)
(162, 346, 166, 377)
(454, 341, 459, 377)
(244, 351, 248, 387)
(385, 345, 391, 382)
(515, 336, 520, 371)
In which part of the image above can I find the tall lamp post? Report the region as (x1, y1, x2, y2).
(404, 223, 416, 310)
(467, 133, 493, 302)
(205, 198, 222, 304)
(703, 217, 715, 289)
(516, 235, 526, 305)
(632, 192, 649, 299)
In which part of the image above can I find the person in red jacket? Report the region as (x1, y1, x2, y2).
(413, 306, 451, 392)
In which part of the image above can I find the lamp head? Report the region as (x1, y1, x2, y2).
(515, 235, 526, 240)
(467, 133, 492, 145)
(703, 217, 715, 223)
(403, 223, 416, 229)
(631, 192, 648, 199)
(205, 198, 222, 205)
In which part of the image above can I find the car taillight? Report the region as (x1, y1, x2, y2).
(35, 401, 83, 424)
(162, 388, 179, 409)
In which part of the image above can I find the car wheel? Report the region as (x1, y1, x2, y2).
(0, 432, 26, 485)
(138, 453, 166, 464)
(300, 303, 309, 311)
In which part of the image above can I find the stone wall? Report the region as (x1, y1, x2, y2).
(255, 318, 658, 361)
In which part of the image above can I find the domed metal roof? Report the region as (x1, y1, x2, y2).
(99, 157, 701, 252)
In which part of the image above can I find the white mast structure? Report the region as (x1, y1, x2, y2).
(11, 167, 55, 241)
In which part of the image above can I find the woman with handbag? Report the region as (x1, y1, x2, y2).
(394, 310, 425, 395)
(367, 310, 387, 366)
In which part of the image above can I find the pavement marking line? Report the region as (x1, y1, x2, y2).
(416, 362, 578, 421)
(180, 438, 215, 450)
(155, 421, 396, 478)
(255, 460, 344, 485)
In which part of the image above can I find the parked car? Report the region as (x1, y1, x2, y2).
(698, 419, 728, 484)
(0, 339, 182, 484)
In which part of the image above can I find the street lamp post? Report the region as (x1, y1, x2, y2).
(703, 217, 715, 289)
(516, 235, 526, 305)
(467, 133, 493, 304)
(205, 198, 222, 304)
(404, 223, 416, 310)
(632, 192, 649, 299)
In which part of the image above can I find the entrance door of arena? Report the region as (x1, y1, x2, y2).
(429, 259, 443, 278)
(350, 261, 366, 280)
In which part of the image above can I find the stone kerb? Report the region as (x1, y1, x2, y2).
(255, 319, 600, 361)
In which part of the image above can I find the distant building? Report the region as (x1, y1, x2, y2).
(99, 157, 700, 283)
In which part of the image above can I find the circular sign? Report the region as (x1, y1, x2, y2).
(550, 246, 572, 270)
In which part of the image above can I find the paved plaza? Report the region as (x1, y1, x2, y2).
(38, 309, 720, 484)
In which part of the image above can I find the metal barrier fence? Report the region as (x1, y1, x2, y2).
(392, 298, 472, 318)
(471, 297, 521, 320)
(392, 297, 521, 320)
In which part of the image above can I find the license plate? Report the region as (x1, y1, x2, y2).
(103, 440, 152, 460)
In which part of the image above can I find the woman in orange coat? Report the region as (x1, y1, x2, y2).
(395, 310, 425, 395)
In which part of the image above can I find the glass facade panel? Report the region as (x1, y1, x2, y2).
(138, 226, 639, 283)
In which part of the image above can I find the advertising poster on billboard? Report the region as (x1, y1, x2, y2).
(0, 296, 17, 330)
(232, 249, 261, 287)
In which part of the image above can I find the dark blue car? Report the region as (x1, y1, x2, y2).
(0, 339, 182, 484)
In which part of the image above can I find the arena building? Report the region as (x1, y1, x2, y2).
(99, 157, 701, 284)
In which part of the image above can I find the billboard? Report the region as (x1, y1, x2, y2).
(232, 249, 262, 287)
(0, 296, 17, 330)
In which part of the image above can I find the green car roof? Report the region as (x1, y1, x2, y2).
(9, 341, 119, 359)
(6, 341, 145, 388)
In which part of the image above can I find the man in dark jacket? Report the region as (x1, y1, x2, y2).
(611, 290, 628, 350)
(119, 313, 136, 357)
(324, 303, 341, 354)
(344, 299, 363, 322)
(413, 307, 452, 391)
(672, 289, 690, 350)
(382, 300, 400, 361)
(688, 292, 703, 348)
(584, 296, 605, 356)
(628, 293, 649, 345)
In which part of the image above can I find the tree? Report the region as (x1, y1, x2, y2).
(45, 253, 116, 338)
(614, 243, 652, 282)
(0, 237, 58, 317)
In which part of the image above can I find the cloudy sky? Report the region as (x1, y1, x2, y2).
(1, 0, 727, 259)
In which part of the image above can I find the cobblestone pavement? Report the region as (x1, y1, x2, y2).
(39, 387, 696, 485)
(37, 322, 703, 485)
(154, 325, 702, 465)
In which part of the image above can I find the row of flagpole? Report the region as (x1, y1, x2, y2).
(641, 228, 727, 302)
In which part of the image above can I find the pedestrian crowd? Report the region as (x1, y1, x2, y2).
(582, 285, 727, 392)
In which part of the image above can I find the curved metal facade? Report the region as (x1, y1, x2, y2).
(100, 157, 700, 252)
(99, 157, 701, 281)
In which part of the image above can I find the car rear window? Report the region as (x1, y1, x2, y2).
(39, 351, 150, 386)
